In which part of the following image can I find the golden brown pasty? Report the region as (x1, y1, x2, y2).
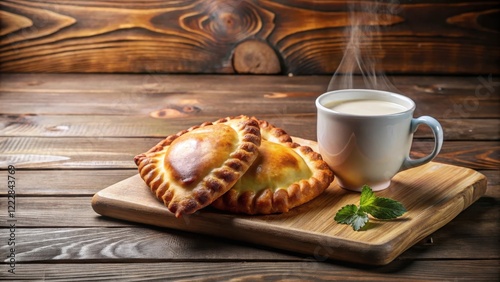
(134, 116, 261, 218)
(211, 119, 334, 215)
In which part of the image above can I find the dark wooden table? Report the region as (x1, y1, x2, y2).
(1, 73, 498, 281)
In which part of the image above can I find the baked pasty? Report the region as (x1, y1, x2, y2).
(134, 116, 261, 218)
(211, 119, 334, 214)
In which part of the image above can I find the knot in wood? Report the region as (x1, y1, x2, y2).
(150, 105, 201, 119)
(182, 1, 273, 43)
(182, 105, 199, 113)
(233, 40, 281, 74)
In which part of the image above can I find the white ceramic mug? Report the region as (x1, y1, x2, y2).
(316, 89, 443, 192)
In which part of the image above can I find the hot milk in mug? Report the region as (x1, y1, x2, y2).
(316, 89, 443, 191)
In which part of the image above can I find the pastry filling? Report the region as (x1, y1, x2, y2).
(232, 140, 312, 192)
(165, 124, 238, 188)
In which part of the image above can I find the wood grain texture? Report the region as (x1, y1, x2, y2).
(1, 1, 499, 74)
(6, 261, 499, 281)
(1, 115, 499, 141)
(1, 74, 498, 118)
(0, 227, 297, 262)
(0, 169, 137, 196)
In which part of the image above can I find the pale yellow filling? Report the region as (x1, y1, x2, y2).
(232, 140, 312, 192)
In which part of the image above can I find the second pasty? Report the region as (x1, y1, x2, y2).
(211, 119, 334, 214)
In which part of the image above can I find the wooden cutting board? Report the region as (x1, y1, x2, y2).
(91, 137, 487, 265)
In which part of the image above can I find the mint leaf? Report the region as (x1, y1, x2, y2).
(334, 204, 368, 231)
(359, 185, 376, 211)
(334, 204, 358, 224)
(364, 197, 407, 219)
(334, 186, 406, 231)
(351, 210, 369, 231)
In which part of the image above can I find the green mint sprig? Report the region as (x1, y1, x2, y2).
(334, 185, 407, 231)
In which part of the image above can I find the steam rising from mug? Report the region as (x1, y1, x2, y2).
(328, 1, 402, 92)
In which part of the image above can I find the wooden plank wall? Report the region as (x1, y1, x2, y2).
(1, 0, 499, 75)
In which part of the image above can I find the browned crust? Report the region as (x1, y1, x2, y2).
(257, 118, 293, 143)
(134, 115, 261, 218)
(211, 119, 334, 215)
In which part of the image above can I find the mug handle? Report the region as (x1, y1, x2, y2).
(400, 116, 444, 171)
